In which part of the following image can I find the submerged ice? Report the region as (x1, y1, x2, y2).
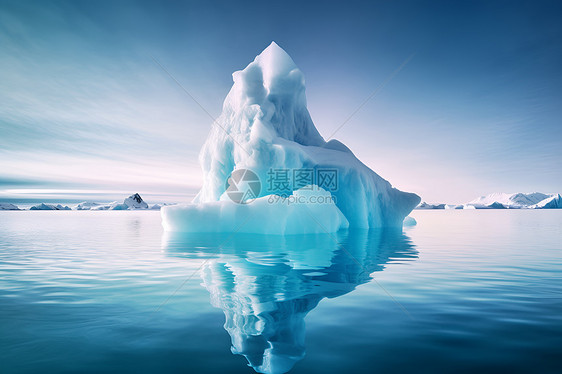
(162, 42, 420, 233)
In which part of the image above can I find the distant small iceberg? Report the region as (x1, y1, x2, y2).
(30, 203, 71, 211)
(0, 203, 20, 210)
(486, 202, 506, 209)
(12, 193, 172, 211)
(467, 192, 556, 209)
(415, 192, 562, 210)
(75, 202, 105, 210)
(403, 216, 417, 226)
(74, 193, 158, 210)
(416, 202, 446, 210)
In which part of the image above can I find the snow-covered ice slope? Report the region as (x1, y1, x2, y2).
(162, 42, 420, 233)
(531, 194, 562, 209)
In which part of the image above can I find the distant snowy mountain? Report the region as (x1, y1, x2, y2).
(467, 192, 553, 209)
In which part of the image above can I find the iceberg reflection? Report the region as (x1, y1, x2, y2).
(163, 229, 417, 374)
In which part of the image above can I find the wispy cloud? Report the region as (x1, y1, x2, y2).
(0, 1, 218, 201)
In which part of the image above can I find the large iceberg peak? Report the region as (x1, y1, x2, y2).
(223, 41, 324, 146)
(249, 41, 300, 92)
(167, 43, 421, 232)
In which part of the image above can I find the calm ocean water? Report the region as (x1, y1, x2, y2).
(0, 210, 561, 373)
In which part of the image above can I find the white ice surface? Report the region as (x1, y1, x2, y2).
(162, 187, 349, 235)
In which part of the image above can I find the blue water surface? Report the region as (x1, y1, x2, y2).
(0, 210, 561, 373)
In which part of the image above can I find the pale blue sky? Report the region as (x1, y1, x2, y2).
(1, 0, 561, 203)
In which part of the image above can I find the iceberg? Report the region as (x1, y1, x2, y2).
(162, 42, 420, 233)
(416, 202, 446, 210)
(531, 194, 562, 209)
(75, 202, 104, 210)
(90, 203, 114, 211)
(162, 187, 348, 234)
(403, 216, 417, 226)
(149, 203, 174, 210)
(413, 193, 561, 210)
(122, 193, 149, 209)
(30, 203, 71, 210)
(108, 202, 129, 210)
(86, 201, 127, 210)
(485, 202, 506, 209)
(468, 192, 553, 209)
(74, 194, 150, 211)
(0, 203, 20, 210)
